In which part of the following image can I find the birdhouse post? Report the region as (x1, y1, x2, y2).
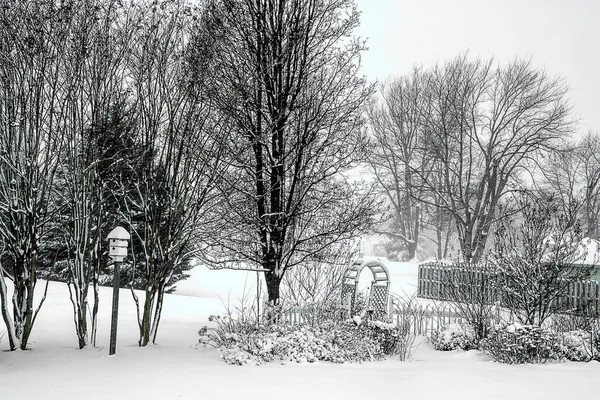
(107, 226, 130, 356)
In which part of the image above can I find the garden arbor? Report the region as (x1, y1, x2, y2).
(341, 258, 391, 320)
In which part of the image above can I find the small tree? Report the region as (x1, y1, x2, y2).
(490, 194, 594, 326)
(439, 261, 498, 343)
(281, 240, 358, 319)
(56, 0, 136, 349)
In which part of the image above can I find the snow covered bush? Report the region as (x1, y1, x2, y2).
(363, 319, 411, 356)
(198, 314, 257, 348)
(199, 317, 412, 365)
(429, 323, 477, 351)
(552, 313, 600, 361)
(560, 330, 594, 362)
(481, 323, 562, 364)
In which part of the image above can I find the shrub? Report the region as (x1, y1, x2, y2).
(388, 294, 426, 360)
(560, 330, 593, 362)
(481, 323, 562, 364)
(429, 323, 478, 351)
(551, 313, 600, 362)
(199, 317, 413, 365)
(198, 314, 257, 348)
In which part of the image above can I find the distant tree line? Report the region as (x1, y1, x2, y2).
(367, 55, 598, 263)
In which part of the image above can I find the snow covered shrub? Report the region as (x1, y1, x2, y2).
(327, 319, 387, 362)
(560, 330, 594, 362)
(263, 302, 285, 324)
(363, 319, 409, 356)
(551, 313, 600, 361)
(351, 291, 368, 317)
(198, 316, 416, 365)
(481, 323, 562, 364)
(429, 323, 477, 351)
(198, 314, 257, 348)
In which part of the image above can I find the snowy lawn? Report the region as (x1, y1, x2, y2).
(1, 263, 599, 399)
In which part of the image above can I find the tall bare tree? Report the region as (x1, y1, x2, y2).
(367, 72, 426, 261)
(59, 0, 139, 349)
(198, 0, 377, 304)
(538, 131, 600, 239)
(123, 0, 227, 346)
(415, 55, 573, 262)
(574, 132, 600, 238)
(0, 0, 76, 350)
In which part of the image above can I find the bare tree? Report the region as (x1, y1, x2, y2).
(575, 132, 600, 238)
(198, 0, 378, 304)
(367, 70, 456, 260)
(539, 147, 581, 214)
(0, 0, 71, 350)
(123, 0, 227, 346)
(53, 0, 135, 349)
(538, 131, 600, 240)
(367, 71, 427, 261)
(416, 55, 573, 262)
(491, 193, 593, 326)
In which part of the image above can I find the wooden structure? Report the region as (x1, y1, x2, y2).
(418, 262, 600, 316)
(341, 257, 391, 320)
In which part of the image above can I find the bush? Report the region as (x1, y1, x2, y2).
(551, 314, 600, 362)
(199, 316, 413, 365)
(481, 323, 562, 364)
(560, 330, 593, 362)
(429, 323, 478, 351)
(198, 314, 257, 348)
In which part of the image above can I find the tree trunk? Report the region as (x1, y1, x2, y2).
(150, 281, 165, 345)
(20, 279, 36, 350)
(0, 265, 18, 351)
(264, 270, 282, 304)
(138, 289, 155, 347)
(91, 265, 100, 347)
(406, 241, 417, 261)
(76, 288, 88, 349)
(436, 223, 443, 259)
(12, 258, 26, 339)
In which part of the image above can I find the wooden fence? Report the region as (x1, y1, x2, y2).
(417, 262, 600, 316)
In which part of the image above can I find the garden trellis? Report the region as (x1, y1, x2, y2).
(341, 258, 391, 321)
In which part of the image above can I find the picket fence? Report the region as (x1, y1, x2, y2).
(388, 301, 464, 335)
(280, 307, 341, 325)
(280, 301, 464, 336)
(417, 262, 600, 316)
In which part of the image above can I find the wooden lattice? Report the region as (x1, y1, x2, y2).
(341, 282, 356, 319)
(341, 258, 391, 321)
(368, 284, 389, 321)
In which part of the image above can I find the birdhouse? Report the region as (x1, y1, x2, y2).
(107, 226, 130, 262)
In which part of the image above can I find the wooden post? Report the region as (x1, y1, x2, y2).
(256, 270, 260, 327)
(109, 260, 120, 355)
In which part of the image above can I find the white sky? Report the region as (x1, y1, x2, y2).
(355, 0, 600, 134)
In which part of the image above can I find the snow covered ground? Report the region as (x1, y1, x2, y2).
(1, 262, 599, 399)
